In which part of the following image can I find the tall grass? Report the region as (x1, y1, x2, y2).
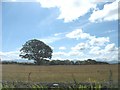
(1, 81, 118, 89)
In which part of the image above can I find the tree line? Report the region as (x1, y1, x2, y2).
(1, 59, 109, 65)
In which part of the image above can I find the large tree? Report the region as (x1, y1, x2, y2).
(19, 39, 53, 64)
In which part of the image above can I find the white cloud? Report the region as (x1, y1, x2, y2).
(66, 29, 109, 47)
(66, 29, 92, 40)
(0, 51, 20, 60)
(71, 43, 89, 51)
(89, 0, 119, 22)
(37, 0, 96, 22)
(89, 43, 118, 62)
(66, 28, 118, 62)
(59, 46, 66, 50)
(89, 46, 101, 55)
(65, 28, 117, 61)
(37, 0, 119, 22)
(105, 43, 117, 52)
(99, 48, 118, 62)
(89, 37, 110, 46)
(52, 43, 118, 62)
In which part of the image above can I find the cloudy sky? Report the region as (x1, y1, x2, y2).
(1, 0, 119, 62)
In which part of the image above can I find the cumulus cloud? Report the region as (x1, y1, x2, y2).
(0, 51, 20, 60)
(99, 49, 118, 62)
(37, 0, 119, 22)
(66, 28, 109, 47)
(89, 37, 110, 46)
(66, 29, 93, 40)
(104, 43, 117, 52)
(71, 43, 89, 51)
(89, 46, 101, 55)
(37, 0, 96, 22)
(3, 0, 116, 23)
(89, 43, 118, 62)
(89, 0, 119, 22)
(65, 28, 118, 62)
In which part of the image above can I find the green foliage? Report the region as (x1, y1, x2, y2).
(2, 59, 109, 65)
(19, 39, 53, 65)
(1, 81, 118, 90)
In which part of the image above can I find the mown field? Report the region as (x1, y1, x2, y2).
(2, 64, 118, 82)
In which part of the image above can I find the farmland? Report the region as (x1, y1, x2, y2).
(1, 64, 119, 89)
(2, 64, 118, 82)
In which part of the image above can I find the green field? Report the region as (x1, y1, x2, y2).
(2, 64, 118, 83)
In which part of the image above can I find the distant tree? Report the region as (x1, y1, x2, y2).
(64, 60, 72, 65)
(49, 60, 58, 65)
(86, 59, 97, 64)
(2, 61, 18, 64)
(19, 39, 53, 65)
(75, 61, 82, 65)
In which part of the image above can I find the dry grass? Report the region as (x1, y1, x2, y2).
(2, 64, 118, 82)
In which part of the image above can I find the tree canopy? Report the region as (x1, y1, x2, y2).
(19, 39, 53, 64)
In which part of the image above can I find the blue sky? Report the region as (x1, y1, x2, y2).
(1, 0, 119, 62)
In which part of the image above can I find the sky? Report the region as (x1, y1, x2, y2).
(0, 0, 119, 63)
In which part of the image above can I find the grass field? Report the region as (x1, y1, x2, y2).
(2, 64, 118, 83)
